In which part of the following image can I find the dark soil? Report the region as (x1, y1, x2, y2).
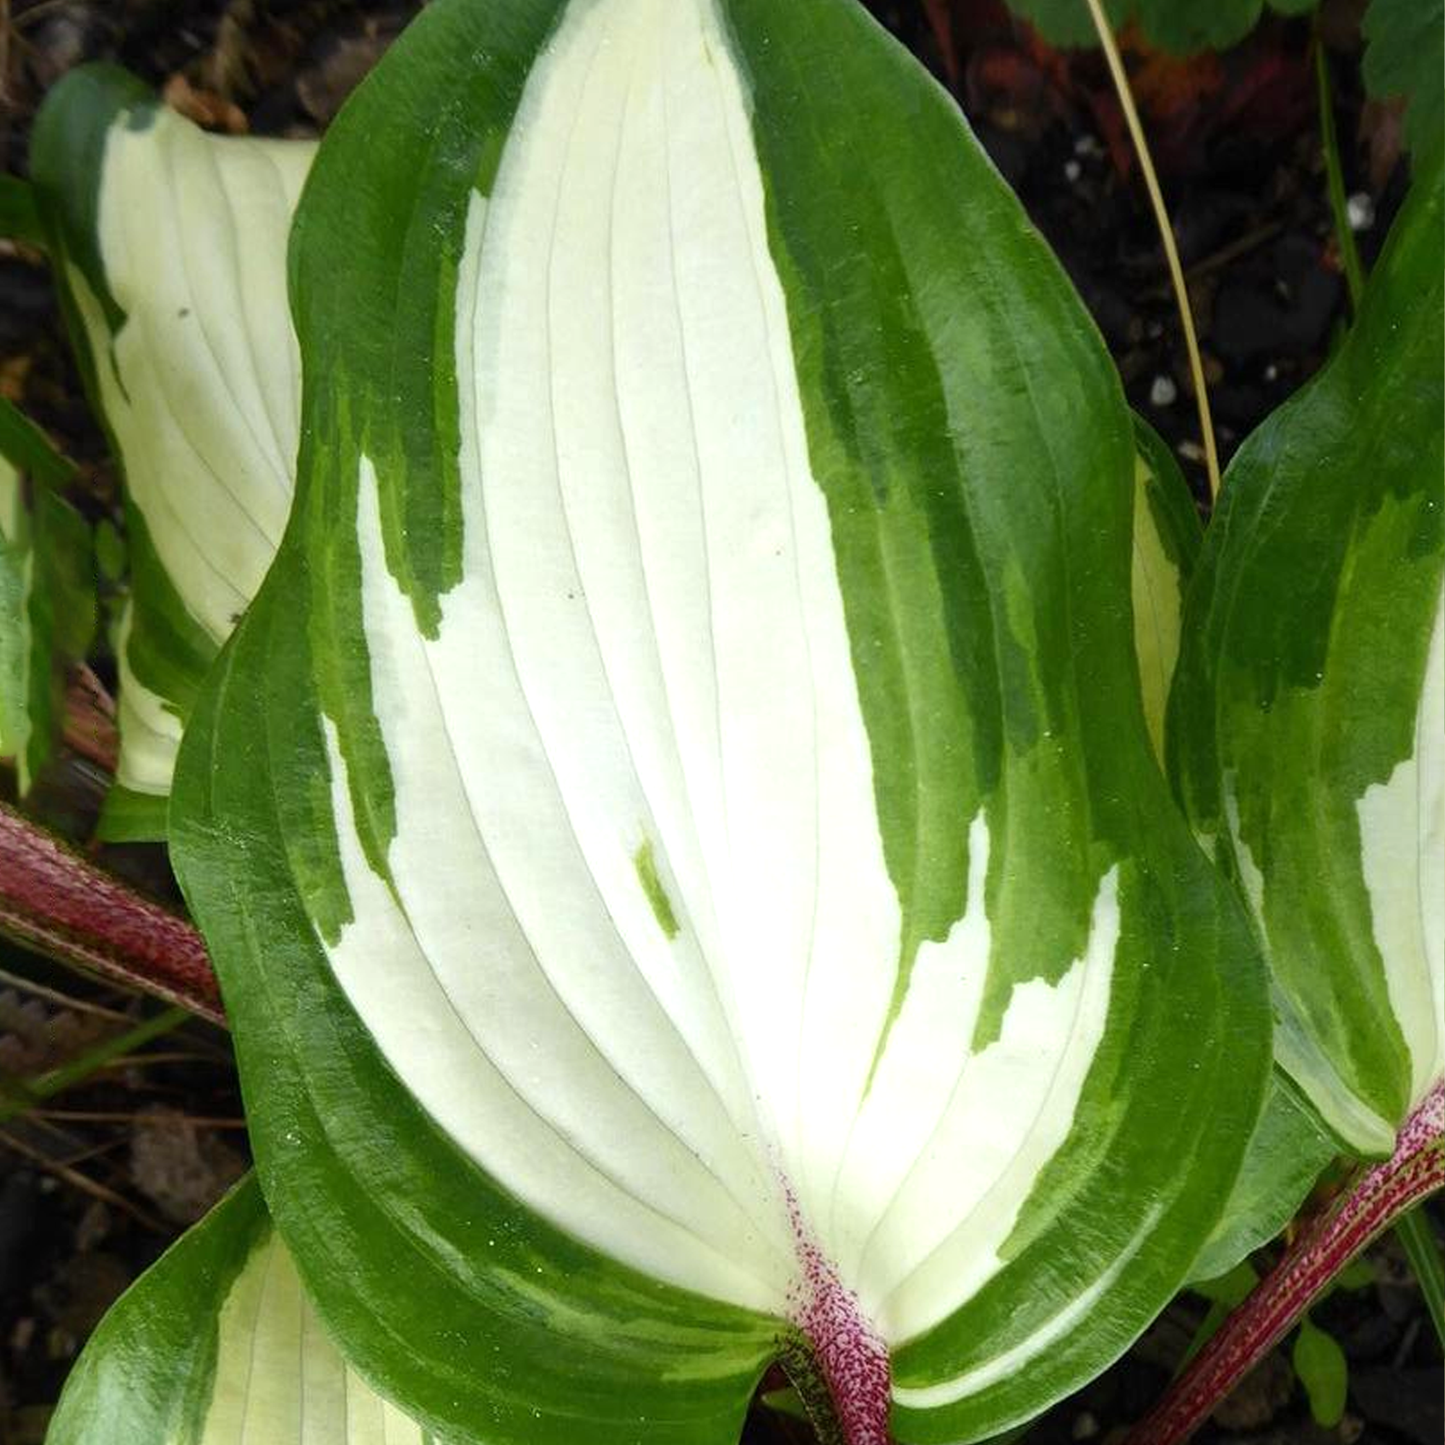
(0, 3, 1437, 1444)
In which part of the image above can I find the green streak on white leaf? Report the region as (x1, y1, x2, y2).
(634, 838, 681, 940)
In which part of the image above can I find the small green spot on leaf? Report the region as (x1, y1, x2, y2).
(634, 838, 679, 940)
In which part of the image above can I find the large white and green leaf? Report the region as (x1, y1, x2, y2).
(171, 2, 1271, 1442)
(1170, 147, 1444, 1159)
(48, 1175, 434, 1445)
(30, 66, 314, 839)
(0, 399, 94, 792)
(25, 65, 1196, 842)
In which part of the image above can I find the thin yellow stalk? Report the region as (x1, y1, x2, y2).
(1082, 0, 1222, 500)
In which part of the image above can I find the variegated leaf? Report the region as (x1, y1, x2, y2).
(171, 2, 1271, 1441)
(47, 1176, 435, 1445)
(1170, 148, 1444, 1158)
(1363, 0, 1443, 156)
(1127, 427, 1336, 1282)
(30, 66, 315, 839)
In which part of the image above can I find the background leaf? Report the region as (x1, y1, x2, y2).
(30, 65, 314, 838)
(1363, 0, 1444, 157)
(0, 174, 45, 250)
(1000, 0, 1317, 56)
(0, 395, 76, 491)
(1168, 148, 1444, 1156)
(1291, 1316, 1349, 1427)
(47, 1175, 434, 1445)
(1131, 416, 1201, 766)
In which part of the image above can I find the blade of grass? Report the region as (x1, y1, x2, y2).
(1314, 35, 1365, 311)
(0, 1004, 190, 1128)
(32, 1108, 247, 1129)
(1394, 1204, 1445, 1347)
(1082, 0, 1221, 500)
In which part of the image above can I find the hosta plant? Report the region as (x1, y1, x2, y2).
(173, 4, 1272, 1441)
(0, 1, 1438, 1443)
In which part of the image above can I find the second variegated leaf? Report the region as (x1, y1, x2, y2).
(1171, 146, 1444, 1158)
(31, 67, 314, 838)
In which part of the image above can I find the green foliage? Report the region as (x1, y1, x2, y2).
(0, 396, 75, 491)
(1363, 0, 1444, 155)
(1005, 0, 1442, 163)
(1394, 1205, 1445, 1345)
(1131, 416, 1202, 765)
(1001, 0, 1315, 55)
(1292, 1317, 1349, 1425)
(0, 174, 45, 250)
(1191, 1074, 1336, 1281)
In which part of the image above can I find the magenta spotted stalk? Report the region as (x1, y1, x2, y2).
(0, 802, 223, 1024)
(1126, 1081, 1445, 1445)
(782, 1185, 893, 1445)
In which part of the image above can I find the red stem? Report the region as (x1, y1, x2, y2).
(1126, 1081, 1445, 1445)
(0, 801, 223, 1025)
